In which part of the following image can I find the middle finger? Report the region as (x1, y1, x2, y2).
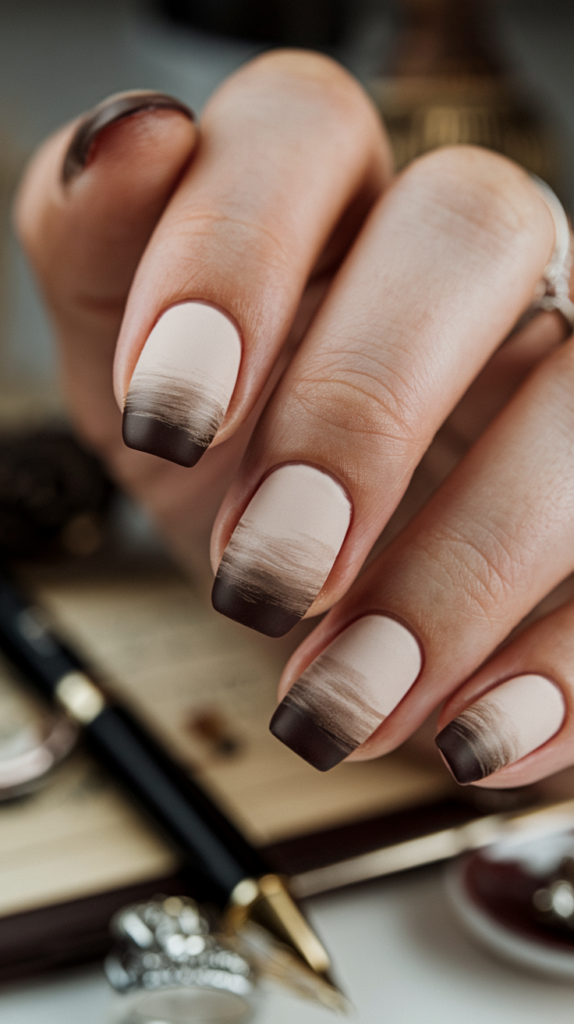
(211, 145, 555, 636)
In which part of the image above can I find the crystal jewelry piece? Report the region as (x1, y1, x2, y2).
(520, 177, 574, 335)
(105, 895, 259, 1024)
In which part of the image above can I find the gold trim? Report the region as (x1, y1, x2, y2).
(55, 671, 106, 724)
(290, 799, 574, 899)
(226, 873, 348, 1010)
(369, 74, 560, 184)
(229, 873, 331, 975)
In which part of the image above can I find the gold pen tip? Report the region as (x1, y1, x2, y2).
(225, 874, 350, 1013)
(228, 917, 350, 1014)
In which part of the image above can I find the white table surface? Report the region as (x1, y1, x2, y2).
(3, 866, 574, 1024)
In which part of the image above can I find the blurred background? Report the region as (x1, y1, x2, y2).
(0, 0, 573, 400)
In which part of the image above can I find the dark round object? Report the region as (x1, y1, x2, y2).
(0, 429, 112, 558)
(447, 829, 574, 978)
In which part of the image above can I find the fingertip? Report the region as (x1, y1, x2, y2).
(61, 90, 196, 185)
(16, 94, 198, 284)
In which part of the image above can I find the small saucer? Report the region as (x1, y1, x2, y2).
(446, 828, 574, 978)
(0, 664, 77, 798)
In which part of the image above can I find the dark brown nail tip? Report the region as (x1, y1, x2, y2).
(270, 702, 349, 771)
(435, 723, 485, 785)
(211, 576, 301, 637)
(62, 91, 195, 183)
(122, 412, 205, 467)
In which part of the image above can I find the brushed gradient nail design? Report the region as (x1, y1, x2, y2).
(63, 90, 194, 183)
(212, 464, 351, 637)
(270, 615, 422, 770)
(436, 674, 565, 785)
(122, 303, 241, 467)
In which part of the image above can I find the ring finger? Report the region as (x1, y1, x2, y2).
(268, 303, 574, 771)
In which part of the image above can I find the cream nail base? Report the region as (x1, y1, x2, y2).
(270, 614, 422, 770)
(213, 464, 351, 636)
(436, 674, 565, 784)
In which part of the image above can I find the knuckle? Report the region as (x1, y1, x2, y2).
(416, 513, 529, 623)
(290, 350, 423, 462)
(251, 48, 353, 86)
(398, 145, 547, 255)
(250, 48, 366, 102)
(172, 207, 294, 281)
(223, 48, 379, 140)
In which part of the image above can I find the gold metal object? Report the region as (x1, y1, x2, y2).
(230, 873, 331, 974)
(372, 75, 559, 183)
(227, 873, 348, 1013)
(290, 798, 574, 899)
(371, 0, 562, 190)
(55, 671, 106, 724)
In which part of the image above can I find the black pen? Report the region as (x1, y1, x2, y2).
(0, 571, 345, 1011)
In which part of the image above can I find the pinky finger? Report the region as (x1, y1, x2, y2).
(435, 598, 574, 788)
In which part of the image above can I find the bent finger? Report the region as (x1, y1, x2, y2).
(15, 90, 198, 467)
(113, 50, 390, 466)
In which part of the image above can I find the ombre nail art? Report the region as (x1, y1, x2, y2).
(436, 674, 565, 785)
(63, 91, 194, 183)
(122, 303, 241, 467)
(212, 464, 351, 637)
(270, 614, 422, 770)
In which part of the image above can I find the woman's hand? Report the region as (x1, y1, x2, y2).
(15, 50, 574, 789)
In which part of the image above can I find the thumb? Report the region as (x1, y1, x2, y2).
(14, 90, 197, 466)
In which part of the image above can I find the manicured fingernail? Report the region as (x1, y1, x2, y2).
(212, 464, 351, 637)
(62, 90, 195, 183)
(436, 674, 565, 785)
(122, 302, 241, 466)
(270, 614, 422, 769)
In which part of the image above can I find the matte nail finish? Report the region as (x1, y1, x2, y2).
(122, 303, 241, 467)
(436, 674, 565, 784)
(63, 90, 194, 183)
(270, 615, 422, 769)
(212, 465, 351, 637)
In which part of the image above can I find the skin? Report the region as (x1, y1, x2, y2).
(15, 50, 574, 790)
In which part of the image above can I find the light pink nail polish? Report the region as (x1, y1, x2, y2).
(436, 674, 565, 784)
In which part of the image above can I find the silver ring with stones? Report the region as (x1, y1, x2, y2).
(521, 176, 574, 335)
(105, 895, 258, 1024)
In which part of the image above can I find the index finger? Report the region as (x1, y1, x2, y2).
(114, 50, 391, 466)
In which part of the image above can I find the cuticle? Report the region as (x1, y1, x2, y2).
(143, 299, 243, 352)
